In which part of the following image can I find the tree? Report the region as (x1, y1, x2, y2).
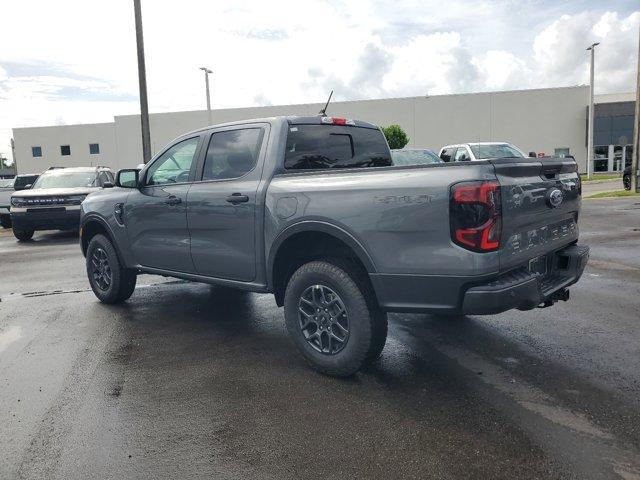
(382, 124, 409, 150)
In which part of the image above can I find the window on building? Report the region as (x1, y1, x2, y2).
(593, 145, 609, 172)
(625, 145, 633, 169)
(202, 128, 265, 180)
(554, 148, 570, 158)
(89, 143, 100, 155)
(32, 146, 42, 157)
(60, 145, 71, 156)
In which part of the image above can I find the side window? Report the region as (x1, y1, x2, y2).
(202, 128, 264, 181)
(454, 147, 470, 161)
(146, 137, 199, 186)
(440, 148, 454, 162)
(97, 171, 112, 186)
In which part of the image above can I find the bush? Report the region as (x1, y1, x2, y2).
(382, 125, 409, 150)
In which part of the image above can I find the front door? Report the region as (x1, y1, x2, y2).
(187, 125, 267, 281)
(125, 136, 201, 272)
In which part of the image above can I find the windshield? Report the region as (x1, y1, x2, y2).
(391, 149, 443, 166)
(33, 171, 97, 189)
(470, 144, 524, 159)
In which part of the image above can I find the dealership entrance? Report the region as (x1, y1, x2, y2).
(593, 100, 635, 173)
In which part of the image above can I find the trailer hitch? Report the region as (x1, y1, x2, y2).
(539, 288, 570, 308)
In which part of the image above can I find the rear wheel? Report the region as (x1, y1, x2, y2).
(284, 259, 387, 377)
(86, 234, 137, 304)
(623, 174, 631, 191)
(13, 225, 34, 241)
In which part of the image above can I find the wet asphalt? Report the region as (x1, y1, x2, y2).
(0, 197, 639, 479)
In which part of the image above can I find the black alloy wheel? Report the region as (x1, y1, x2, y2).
(298, 284, 349, 355)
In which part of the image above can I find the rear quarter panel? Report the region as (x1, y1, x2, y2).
(265, 163, 500, 276)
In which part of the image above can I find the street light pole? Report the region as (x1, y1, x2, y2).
(631, 27, 640, 193)
(134, 0, 152, 163)
(200, 67, 213, 126)
(586, 42, 599, 180)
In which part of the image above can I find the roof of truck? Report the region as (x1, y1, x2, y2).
(186, 115, 380, 136)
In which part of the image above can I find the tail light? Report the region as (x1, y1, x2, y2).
(450, 181, 501, 252)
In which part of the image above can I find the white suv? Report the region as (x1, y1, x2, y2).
(439, 142, 526, 162)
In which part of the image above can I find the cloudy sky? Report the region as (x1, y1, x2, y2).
(0, 0, 638, 162)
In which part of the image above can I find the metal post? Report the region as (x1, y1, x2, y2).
(200, 67, 213, 126)
(586, 43, 599, 180)
(631, 27, 640, 193)
(134, 0, 151, 163)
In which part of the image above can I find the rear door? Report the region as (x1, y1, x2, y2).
(493, 157, 581, 271)
(187, 124, 268, 281)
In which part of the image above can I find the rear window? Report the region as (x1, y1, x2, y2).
(470, 144, 524, 159)
(284, 125, 391, 170)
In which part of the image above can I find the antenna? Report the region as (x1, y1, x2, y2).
(318, 90, 333, 116)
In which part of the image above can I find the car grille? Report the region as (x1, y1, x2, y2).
(20, 196, 76, 206)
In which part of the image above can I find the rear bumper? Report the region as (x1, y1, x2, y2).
(11, 207, 81, 231)
(461, 244, 589, 314)
(371, 244, 589, 315)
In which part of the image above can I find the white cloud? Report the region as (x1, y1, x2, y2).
(0, 1, 638, 162)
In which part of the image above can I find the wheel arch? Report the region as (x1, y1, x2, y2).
(267, 221, 377, 307)
(80, 215, 126, 265)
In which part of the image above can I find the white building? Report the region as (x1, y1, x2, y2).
(11, 85, 636, 175)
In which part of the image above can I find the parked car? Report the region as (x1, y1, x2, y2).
(0, 173, 40, 228)
(391, 148, 443, 166)
(10, 166, 114, 241)
(439, 142, 526, 162)
(623, 166, 632, 191)
(79, 116, 588, 376)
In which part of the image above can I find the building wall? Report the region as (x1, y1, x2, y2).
(13, 86, 591, 174)
(13, 122, 117, 174)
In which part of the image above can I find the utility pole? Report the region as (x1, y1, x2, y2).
(632, 27, 640, 193)
(134, 0, 152, 163)
(586, 42, 599, 180)
(200, 67, 213, 126)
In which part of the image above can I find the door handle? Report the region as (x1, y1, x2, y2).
(165, 195, 182, 206)
(226, 193, 249, 204)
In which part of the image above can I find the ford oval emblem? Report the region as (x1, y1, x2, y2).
(547, 188, 564, 208)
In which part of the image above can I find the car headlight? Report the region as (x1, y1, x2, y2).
(10, 197, 25, 207)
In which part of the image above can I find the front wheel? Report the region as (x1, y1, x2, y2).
(86, 234, 137, 304)
(623, 174, 631, 191)
(13, 225, 34, 241)
(0, 215, 11, 229)
(284, 259, 387, 377)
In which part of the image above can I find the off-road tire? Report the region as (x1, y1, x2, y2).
(86, 234, 137, 304)
(284, 259, 388, 377)
(13, 225, 34, 241)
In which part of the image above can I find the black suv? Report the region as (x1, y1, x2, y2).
(0, 173, 39, 228)
(10, 166, 114, 241)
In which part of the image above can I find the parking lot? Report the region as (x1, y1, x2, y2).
(0, 197, 638, 479)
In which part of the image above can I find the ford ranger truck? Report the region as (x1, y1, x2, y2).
(79, 116, 589, 376)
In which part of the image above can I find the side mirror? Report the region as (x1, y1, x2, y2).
(103, 181, 114, 188)
(116, 169, 139, 188)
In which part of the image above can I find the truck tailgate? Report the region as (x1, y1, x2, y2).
(490, 157, 581, 272)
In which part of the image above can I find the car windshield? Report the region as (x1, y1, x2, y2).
(470, 144, 524, 159)
(33, 171, 97, 189)
(391, 149, 443, 166)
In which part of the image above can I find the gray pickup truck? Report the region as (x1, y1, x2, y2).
(80, 115, 589, 376)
